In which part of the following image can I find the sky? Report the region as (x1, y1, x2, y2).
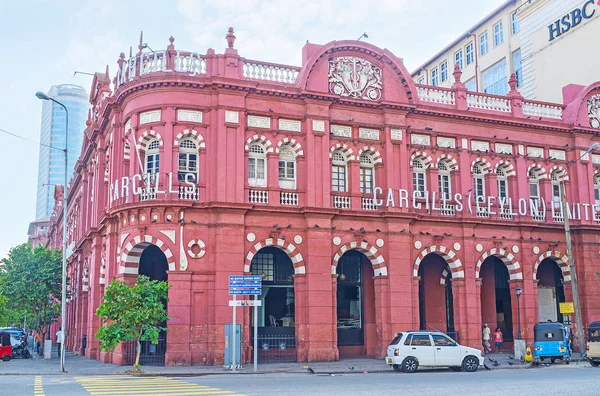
(0, 0, 505, 259)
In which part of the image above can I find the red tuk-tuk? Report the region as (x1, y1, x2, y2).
(0, 331, 12, 361)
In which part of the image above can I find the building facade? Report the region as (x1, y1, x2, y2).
(411, 0, 600, 103)
(35, 84, 89, 219)
(49, 29, 600, 367)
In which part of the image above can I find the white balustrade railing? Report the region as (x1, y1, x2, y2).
(140, 51, 167, 76)
(467, 93, 511, 112)
(243, 61, 299, 84)
(417, 86, 456, 105)
(440, 203, 455, 216)
(249, 189, 269, 204)
(552, 210, 564, 223)
(174, 51, 207, 76)
(522, 102, 563, 119)
(499, 207, 513, 219)
(140, 188, 157, 201)
(361, 197, 378, 211)
(178, 186, 198, 200)
(476, 206, 489, 218)
(280, 191, 299, 206)
(595, 213, 600, 224)
(333, 195, 351, 209)
(532, 213, 546, 222)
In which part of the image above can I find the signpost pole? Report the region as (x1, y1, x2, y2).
(232, 294, 236, 372)
(254, 294, 258, 372)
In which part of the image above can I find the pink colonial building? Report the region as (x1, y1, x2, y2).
(47, 28, 600, 366)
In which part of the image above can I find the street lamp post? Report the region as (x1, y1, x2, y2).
(560, 142, 600, 356)
(36, 91, 68, 373)
(515, 286, 522, 340)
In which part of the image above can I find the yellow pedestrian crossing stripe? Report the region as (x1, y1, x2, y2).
(75, 376, 247, 396)
(34, 376, 45, 396)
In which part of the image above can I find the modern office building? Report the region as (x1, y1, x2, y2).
(411, 0, 600, 103)
(35, 84, 89, 219)
(45, 30, 600, 367)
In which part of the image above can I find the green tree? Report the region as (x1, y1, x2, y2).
(0, 243, 65, 354)
(95, 276, 170, 370)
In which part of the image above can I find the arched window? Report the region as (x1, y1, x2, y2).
(594, 174, 600, 206)
(437, 160, 451, 201)
(550, 171, 562, 204)
(359, 153, 375, 194)
(145, 139, 160, 184)
(332, 150, 347, 192)
(413, 159, 426, 197)
(278, 145, 296, 189)
(473, 164, 485, 199)
(248, 143, 267, 187)
(178, 138, 198, 183)
(496, 167, 508, 200)
(529, 170, 540, 202)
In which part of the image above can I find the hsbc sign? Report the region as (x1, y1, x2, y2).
(548, 0, 597, 41)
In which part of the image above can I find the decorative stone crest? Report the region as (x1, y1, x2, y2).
(359, 128, 380, 140)
(437, 137, 455, 148)
(312, 120, 325, 132)
(279, 119, 301, 132)
(247, 115, 270, 129)
(177, 109, 203, 123)
(330, 125, 352, 138)
(527, 146, 544, 158)
(588, 94, 600, 128)
(139, 110, 161, 125)
(390, 129, 402, 141)
(471, 141, 489, 152)
(411, 134, 431, 146)
(328, 57, 382, 101)
(495, 143, 512, 155)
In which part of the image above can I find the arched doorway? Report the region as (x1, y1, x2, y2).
(130, 244, 169, 365)
(336, 250, 376, 357)
(418, 254, 454, 334)
(537, 258, 565, 323)
(250, 247, 296, 362)
(480, 256, 513, 342)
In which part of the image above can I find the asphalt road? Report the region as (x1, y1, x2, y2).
(4, 365, 600, 396)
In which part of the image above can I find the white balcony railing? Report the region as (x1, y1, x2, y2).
(476, 206, 489, 218)
(522, 101, 563, 120)
(532, 213, 546, 222)
(178, 186, 198, 200)
(416, 86, 456, 105)
(249, 189, 269, 204)
(333, 195, 351, 209)
(467, 93, 511, 112)
(243, 61, 299, 84)
(361, 197, 378, 211)
(440, 203, 456, 216)
(140, 188, 156, 201)
(280, 191, 299, 206)
(499, 207, 513, 219)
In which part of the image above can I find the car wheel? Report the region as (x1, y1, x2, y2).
(2, 355, 10, 362)
(392, 364, 402, 372)
(589, 359, 600, 367)
(402, 357, 419, 373)
(462, 356, 479, 372)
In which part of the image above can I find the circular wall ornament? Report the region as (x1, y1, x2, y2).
(130, 216, 135, 222)
(294, 235, 303, 244)
(414, 240, 422, 249)
(333, 236, 342, 246)
(123, 219, 127, 225)
(533, 246, 540, 254)
(453, 242, 461, 251)
(153, 215, 158, 221)
(187, 239, 206, 259)
(376, 238, 384, 248)
(166, 214, 173, 221)
(246, 233, 256, 242)
(512, 245, 519, 254)
(141, 216, 146, 221)
(476, 243, 483, 252)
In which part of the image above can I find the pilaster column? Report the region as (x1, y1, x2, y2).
(165, 271, 193, 366)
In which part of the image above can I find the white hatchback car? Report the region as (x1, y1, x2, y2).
(385, 331, 484, 373)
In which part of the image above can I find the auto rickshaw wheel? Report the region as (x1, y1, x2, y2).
(551, 358, 556, 364)
(2, 355, 10, 361)
(589, 359, 600, 367)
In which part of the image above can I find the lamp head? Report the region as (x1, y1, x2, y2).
(515, 285, 522, 296)
(36, 91, 51, 101)
(587, 142, 600, 153)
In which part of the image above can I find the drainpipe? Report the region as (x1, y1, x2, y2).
(469, 32, 479, 92)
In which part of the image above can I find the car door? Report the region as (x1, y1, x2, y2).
(432, 334, 462, 366)
(409, 334, 435, 365)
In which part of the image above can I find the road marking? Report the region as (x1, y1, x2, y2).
(75, 376, 247, 396)
(34, 376, 45, 396)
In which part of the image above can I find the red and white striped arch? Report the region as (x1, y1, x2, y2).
(118, 235, 176, 274)
(475, 247, 522, 280)
(495, 159, 516, 176)
(440, 266, 451, 285)
(533, 250, 571, 282)
(527, 163, 547, 179)
(245, 134, 273, 153)
(413, 245, 464, 279)
(174, 129, 206, 148)
(357, 146, 383, 164)
(549, 165, 569, 181)
(409, 151, 433, 167)
(276, 137, 304, 157)
(136, 129, 164, 151)
(329, 143, 355, 161)
(332, 240, 386, 277)
(471, 157, 492, 171)
(244, 237, 305, 274)
(435, 153, 458, 170)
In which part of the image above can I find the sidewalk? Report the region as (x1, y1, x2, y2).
(0, 347, 589, 376)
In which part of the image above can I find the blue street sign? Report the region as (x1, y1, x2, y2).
(229, 289, 262, 295)
(230, 275, 262, 281)
(229, 282, 262, 288)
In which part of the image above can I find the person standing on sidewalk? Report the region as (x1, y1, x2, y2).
(56, 328, 63, 358)
(35, 331, 41, 353)
(494, 328, 503, 353)
(482, 323, 492, 354)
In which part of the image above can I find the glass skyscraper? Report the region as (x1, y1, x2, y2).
(35, 84, 89, 219)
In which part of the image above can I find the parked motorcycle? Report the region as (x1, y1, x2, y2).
(12, 340, 31, 359)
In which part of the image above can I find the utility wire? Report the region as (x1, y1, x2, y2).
(0, 127, 65, 152)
